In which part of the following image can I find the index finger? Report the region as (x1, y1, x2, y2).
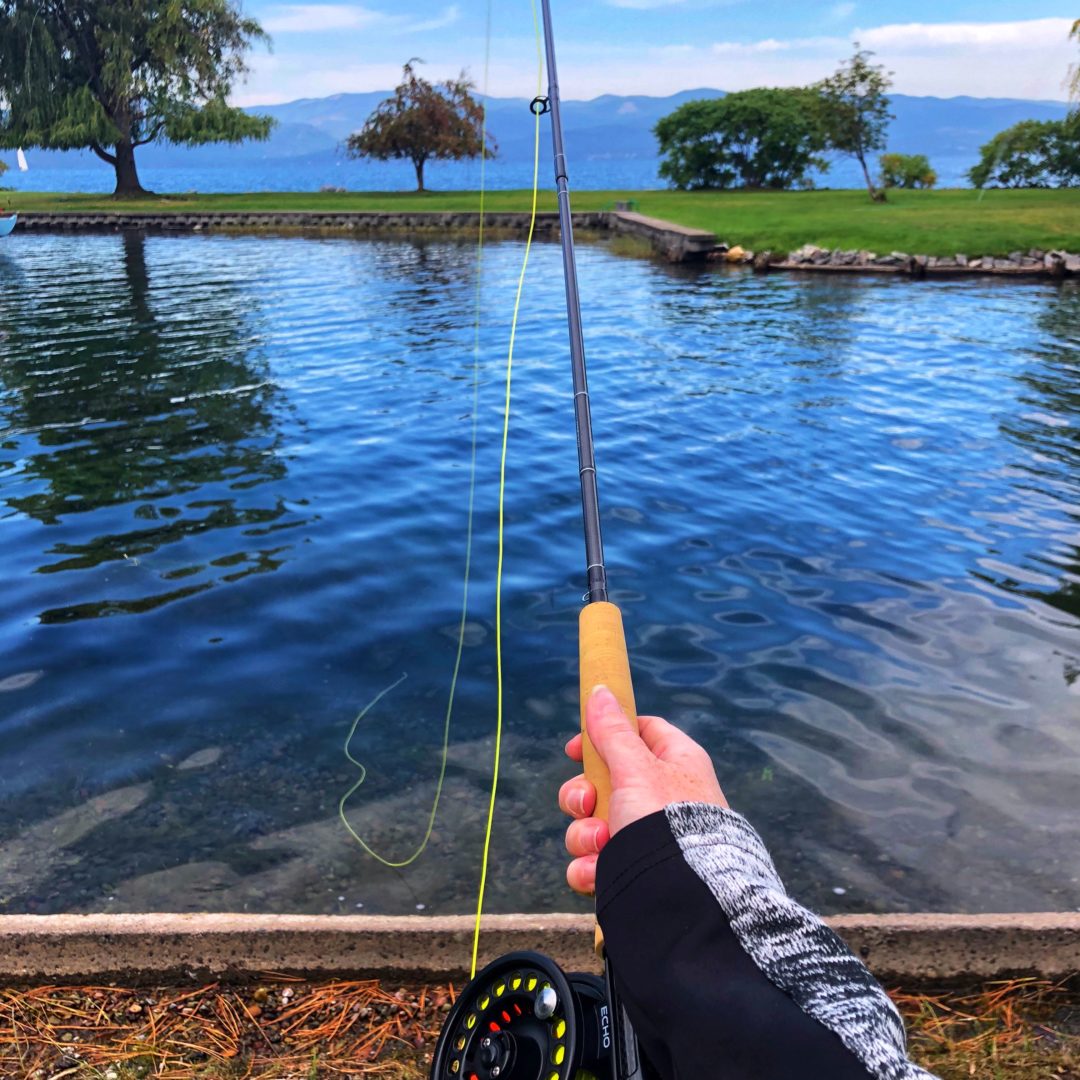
(565, 732, 583, 762)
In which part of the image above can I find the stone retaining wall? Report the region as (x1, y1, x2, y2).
(13, 210, 716, 264)
(1, 912, 1078, 986)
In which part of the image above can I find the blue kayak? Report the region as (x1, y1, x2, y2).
(0, 214, 17, 237)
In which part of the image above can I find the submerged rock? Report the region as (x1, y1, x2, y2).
(177, 747, 224, 771)
(0, 670, 43, 692)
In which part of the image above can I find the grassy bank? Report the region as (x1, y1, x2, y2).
(4, 188, 1079, 257)
(1, 975, 1076, 1078)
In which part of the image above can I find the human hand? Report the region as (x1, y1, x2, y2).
(558, 685, 728, 895)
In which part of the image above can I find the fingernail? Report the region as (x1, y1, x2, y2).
(591, 685, 617, 707)
(571, 789, 586, 816)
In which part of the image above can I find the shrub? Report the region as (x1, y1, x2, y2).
(879, 153, 936, 189)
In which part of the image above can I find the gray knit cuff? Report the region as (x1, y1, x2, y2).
(664, 801, 938, 1080)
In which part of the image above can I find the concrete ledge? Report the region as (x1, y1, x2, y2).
(607, 211, 717, 262)
(1, 912, 1077, 986)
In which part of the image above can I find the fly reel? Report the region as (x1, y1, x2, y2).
(430, 952, 614, 1080)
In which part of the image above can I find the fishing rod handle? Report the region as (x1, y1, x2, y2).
(578, 601, 638, 828)
(579, 601, 638, 955)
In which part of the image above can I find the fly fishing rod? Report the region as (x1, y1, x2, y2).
(430, 3, 653, 1078)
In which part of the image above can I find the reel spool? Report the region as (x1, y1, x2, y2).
(431, 951, 611, 1080)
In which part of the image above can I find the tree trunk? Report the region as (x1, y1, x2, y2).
(113, 139, 151, 198)
(857, 151, 885, 202)
(414, 156, 425, 192)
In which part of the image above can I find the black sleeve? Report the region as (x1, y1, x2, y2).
(596, 807, 933, 1080)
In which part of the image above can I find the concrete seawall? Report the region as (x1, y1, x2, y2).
(1, 912, 1077, 986)
(14, 210, 717, 263)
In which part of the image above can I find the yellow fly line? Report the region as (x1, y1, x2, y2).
(338, 0, 546, 982)
(471, 0, 546, 979)
(337, 0, 496, 870)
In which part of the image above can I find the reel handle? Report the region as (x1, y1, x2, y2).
(579, 601, 638, 953)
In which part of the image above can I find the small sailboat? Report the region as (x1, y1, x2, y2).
(17, 149, 28, 172)
(0, 213, 17, 238)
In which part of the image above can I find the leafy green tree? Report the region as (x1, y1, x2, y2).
(968, 117, 1080, 188)
(879, 152, 936, 189)
(814, 46, 893, 201)
(347, 61, 493, 192)
(655, 88, 827, 190)
(0, 158, 7, 182)
(1070, 19, 1079, 101)
(0, 0, 273, 197)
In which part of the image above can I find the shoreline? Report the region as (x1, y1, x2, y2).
(4, 187, 1079, 264)
(8, 208, 1080, 276)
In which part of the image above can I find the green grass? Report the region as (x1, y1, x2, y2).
(3, 187, 1079, 257)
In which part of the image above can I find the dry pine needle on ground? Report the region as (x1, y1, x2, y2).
(0, 975, 1076, 1079)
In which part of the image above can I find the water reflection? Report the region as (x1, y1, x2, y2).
(992, 283, 1080, 624)
(0, 233, 296, 621)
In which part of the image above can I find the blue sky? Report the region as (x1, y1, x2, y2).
(233, 1, 1078, 105)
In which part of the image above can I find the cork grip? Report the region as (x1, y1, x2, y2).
(578, 601, 638, 820)
(578, 602, 637, 954)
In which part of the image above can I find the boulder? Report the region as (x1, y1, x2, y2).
(725, 245, 746, 263)
(752, 250, 774, 273)
(955, 254, 968, 266)
(981, 256, 994, 270)
(1008, 251, 1023, 264)
(1066, 253, 1080, 273)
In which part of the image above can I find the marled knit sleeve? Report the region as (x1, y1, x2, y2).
(595, 803, 938, 1080)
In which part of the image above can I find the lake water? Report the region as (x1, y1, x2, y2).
(0, 232, 1077, 918)
(4, 152, 980, 196)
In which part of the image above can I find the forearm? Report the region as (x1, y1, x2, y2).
(596, 804, 937, 1080)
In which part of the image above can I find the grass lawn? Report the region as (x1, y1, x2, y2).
(4, 187, 1079, 258)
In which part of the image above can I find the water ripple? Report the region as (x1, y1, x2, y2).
(0, 235, 1077, 916)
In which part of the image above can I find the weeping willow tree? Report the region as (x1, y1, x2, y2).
(1071, 19, 1080, 102)
(0, 0, 274, 196)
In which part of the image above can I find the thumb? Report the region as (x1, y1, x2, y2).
(586, 685, 650, 786)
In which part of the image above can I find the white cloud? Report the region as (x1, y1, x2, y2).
(711, 35, 844, 55)
(829, 2, 856, 22)
(236, 16, 1077, 104)
(262, 4, 385, 32)
(405, 4, 461, 33)
(261, 2, 460, 35)
(857, 17, 1073, 51)
(605, 0, 743, 7)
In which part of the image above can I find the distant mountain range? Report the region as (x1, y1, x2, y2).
(13, 88, 1074, 178)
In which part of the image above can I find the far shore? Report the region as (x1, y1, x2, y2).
(4, 187, 1080, 259)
